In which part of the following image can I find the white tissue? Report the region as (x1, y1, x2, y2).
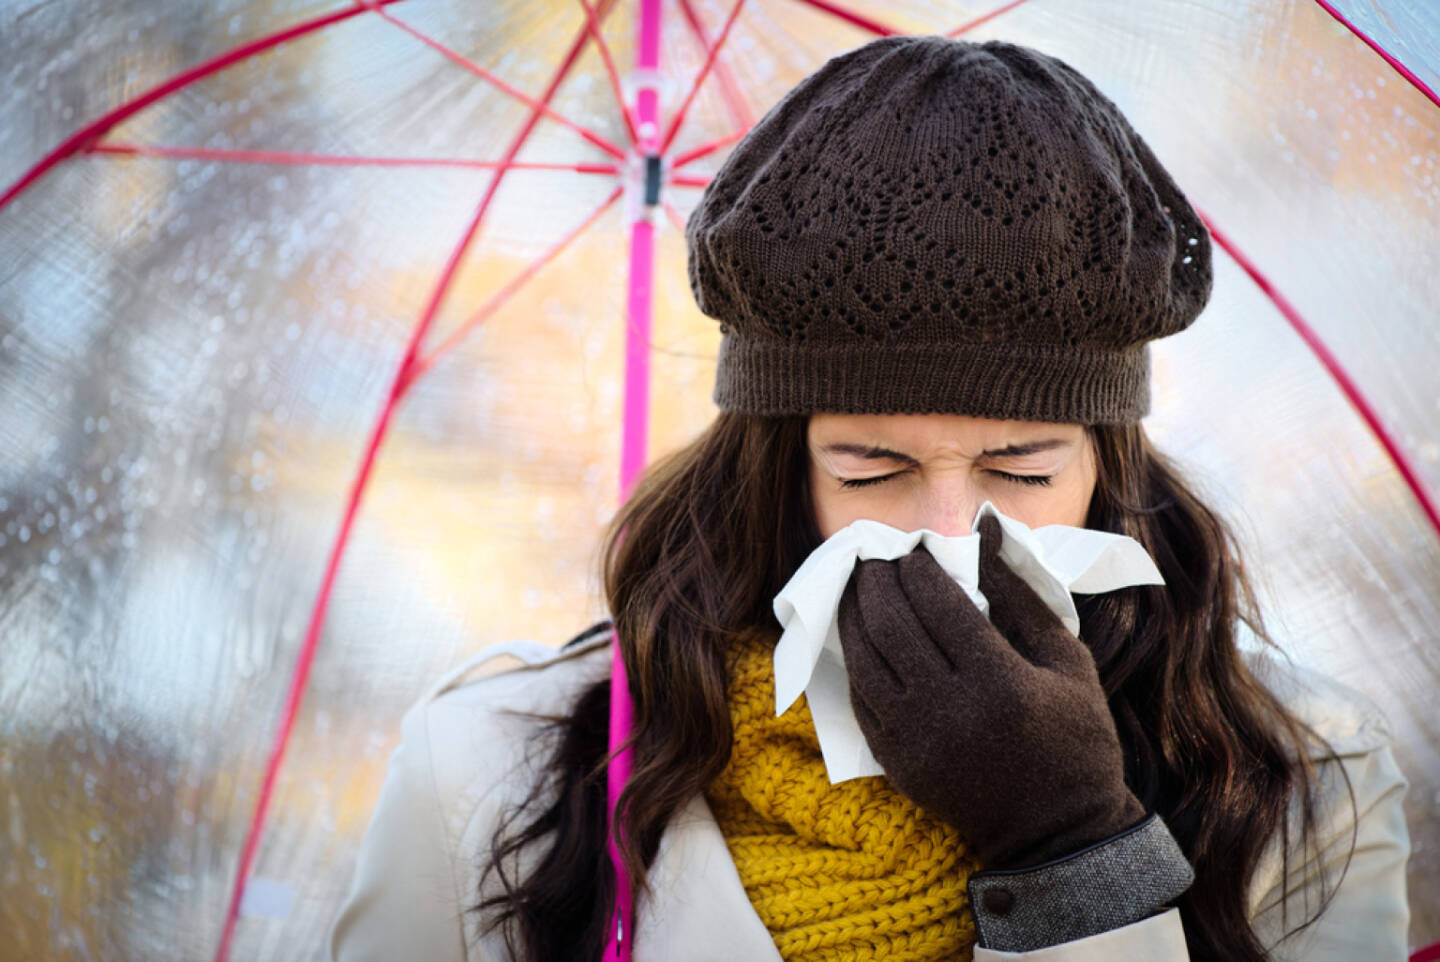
(770, 501, 1165, 784)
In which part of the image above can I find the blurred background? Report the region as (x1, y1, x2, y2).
(0, 0, 1436, 958)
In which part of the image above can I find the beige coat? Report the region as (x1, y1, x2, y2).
(328, 636, 1411, 961)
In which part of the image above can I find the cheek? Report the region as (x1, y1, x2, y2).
(1020, 460, 1096, 529)
(813, 489, 923, 540)
(1015, 478, 1092, 528)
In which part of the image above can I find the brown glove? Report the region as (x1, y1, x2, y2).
(836, 514, 1146, 870)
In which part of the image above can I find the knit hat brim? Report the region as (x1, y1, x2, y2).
(713, 335, 1150, 424)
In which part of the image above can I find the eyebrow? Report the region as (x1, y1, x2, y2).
(822, 439, 1073, 462)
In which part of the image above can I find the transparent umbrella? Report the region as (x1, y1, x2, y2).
(0, 1, 1436, 959)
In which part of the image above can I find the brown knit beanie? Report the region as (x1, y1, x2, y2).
(685, 34, 1212, 425)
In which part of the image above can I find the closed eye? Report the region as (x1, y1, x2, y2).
(839, 471, 1054, 488)
(838, 473, 901, 489)
(991, 471, 1053, 487)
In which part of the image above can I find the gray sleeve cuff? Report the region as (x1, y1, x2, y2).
(965, 812, 1195, 952)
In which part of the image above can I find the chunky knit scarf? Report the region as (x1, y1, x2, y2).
(704, 628, 980, 961)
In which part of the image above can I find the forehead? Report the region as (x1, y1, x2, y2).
(806, 412, 1083, 451)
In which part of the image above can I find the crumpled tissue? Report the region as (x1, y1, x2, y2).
(771, 500, 1166, 784)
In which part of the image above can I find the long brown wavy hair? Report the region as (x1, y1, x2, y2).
(473, 411, 1352, 961)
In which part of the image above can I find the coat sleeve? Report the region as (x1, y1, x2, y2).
(327, 700, 473, 962)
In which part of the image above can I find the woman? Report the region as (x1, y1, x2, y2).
(329, 35, 1411, 961)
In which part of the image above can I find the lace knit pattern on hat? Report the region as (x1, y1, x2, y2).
(685, 34, 1213, 424)
(704, 628, 980, 961)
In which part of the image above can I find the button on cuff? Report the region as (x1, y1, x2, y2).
(980, 887, 1015, 917)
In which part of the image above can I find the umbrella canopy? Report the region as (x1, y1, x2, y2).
(0, 0, 1436, 958)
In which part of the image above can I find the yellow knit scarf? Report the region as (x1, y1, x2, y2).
(704, 629, 980, 961)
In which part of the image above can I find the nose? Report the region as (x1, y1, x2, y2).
(916, 480, 979, 537)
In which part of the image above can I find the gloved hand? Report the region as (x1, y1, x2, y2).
(836, 514, 1146, 870)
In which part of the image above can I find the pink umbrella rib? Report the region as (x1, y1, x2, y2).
(947, 0, 1036, 38)
(1311, 0, 1440, 110)
(213, 0, 629, 958)
(660, 0, 749, 156)
(358, 0, 630, 160)
(676, 0, 755, 131)
(1200, 213, 1440, 540)
(662, 198, 689, 234)
(0, 0, 410, 214)
(670, 131, 747, 171)
(414, 187, 702, 368)
(89, 141, 620, 175)
(578, 0, 642, 148)
(785, 0, 898, 37)
(409, 184, 624, 382)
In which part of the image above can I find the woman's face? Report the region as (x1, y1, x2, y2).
(806, 412, 1098, 540)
